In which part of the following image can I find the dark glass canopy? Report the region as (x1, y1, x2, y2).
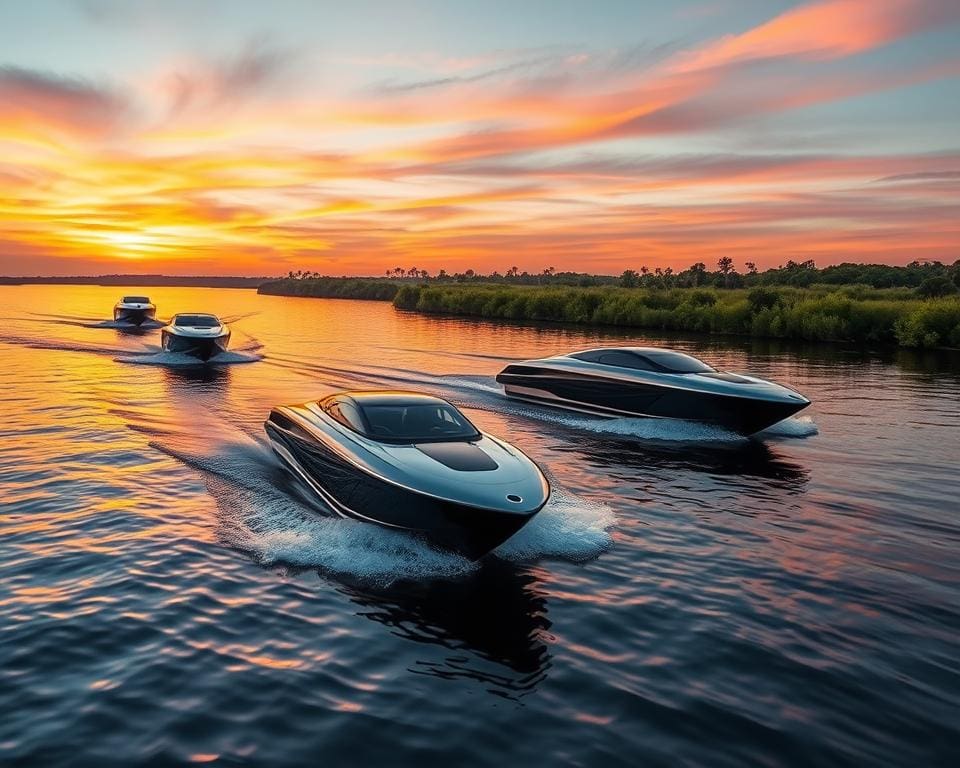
(570, 347, 716, 374)
(321, 392, 481, 443)
(172, 314, 220, 328)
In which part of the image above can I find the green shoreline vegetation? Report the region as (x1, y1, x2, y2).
(257, 259, 960, 348)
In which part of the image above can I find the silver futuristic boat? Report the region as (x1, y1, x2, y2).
(161, 313, 230, 361)
(265, 391, 550, 560)
(113, 295, 156, 326)
(496, 347, 810, 435)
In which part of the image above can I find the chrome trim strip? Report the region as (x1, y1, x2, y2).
(502, 360, 804, 403)
(269, 438, 417, 531)
(503, 386, 667, 419)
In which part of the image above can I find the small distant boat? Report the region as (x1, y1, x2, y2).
(161, 313, 230, 361)
(113, 295, 156, 326)
(496, 347, 810, 435)
(265, 391, 550, 560)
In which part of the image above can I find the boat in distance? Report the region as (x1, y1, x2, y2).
(264, 391, 550, 560)
(496, 347, 810, 435)
(113, 295, 156, 326)
(161, 313, 230, 361)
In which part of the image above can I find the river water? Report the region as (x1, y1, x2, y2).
(0, 285, 957, 767)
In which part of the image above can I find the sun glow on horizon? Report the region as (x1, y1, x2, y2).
(0, 0, 958, 277)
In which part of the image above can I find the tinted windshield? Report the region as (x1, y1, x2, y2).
(571, 348, 715, 374)
(358, 403, 479, 442)
(122, 296, 150, 303)
(642, 350, 715, 373)
(174, 315, 219, 327)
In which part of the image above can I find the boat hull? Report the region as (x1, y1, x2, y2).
(497, 367, 808, 435)
(264, 417, 541, 560)
(113, 306, 156, 326)
(161, 329, 231, 361)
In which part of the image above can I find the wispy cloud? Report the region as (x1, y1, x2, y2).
(374, 57, 553, 94)
(0, 65, 128, 139)
(158, 39, 301, 116)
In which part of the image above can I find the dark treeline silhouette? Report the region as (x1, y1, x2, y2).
(272, 258, 960, 295)
(259, 276, 398, 300)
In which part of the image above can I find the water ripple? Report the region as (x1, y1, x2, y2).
(1, 286, 958, 767)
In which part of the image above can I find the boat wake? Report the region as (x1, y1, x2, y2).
(118, 334, 264, 366)
(758, 415, 819, 438)
(487, 399, 818, 443)
(495, 487, 615, 563)
(93, 319, 167, 330)
(148, 428, 614, 585)
(0, 332, 131, 357)
(120, 349, 263, 367)
(219, 311, 260, 325)
(24, 312, 166, 330)
(0, 331, 262, 366)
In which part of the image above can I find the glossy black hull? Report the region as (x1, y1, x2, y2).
(113, 307, 156, 326)
(161, 330, 230, 361)
(264, 418, 539, 560)
(496, 367, 808, 435)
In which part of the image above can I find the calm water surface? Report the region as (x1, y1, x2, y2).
(1, 285, 958, 767)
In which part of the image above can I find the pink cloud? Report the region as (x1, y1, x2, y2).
(0, 65, 128, 139)
(670, 0, 960, 73)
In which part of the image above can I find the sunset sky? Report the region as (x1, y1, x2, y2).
(1, 0, 958, 277)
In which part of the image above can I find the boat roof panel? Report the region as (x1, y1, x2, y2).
(333, 390, 453, 408)
(567, 346, 687, 356)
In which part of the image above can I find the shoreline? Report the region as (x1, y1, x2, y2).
(256, 278, 960, 349)
(0, 275, 266, 288)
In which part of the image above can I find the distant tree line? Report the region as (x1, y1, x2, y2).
(260, 259, 960, 348)
(0, 274, 267, 288)
(282, 258, 960, 296)
(261, 277, 398, 300)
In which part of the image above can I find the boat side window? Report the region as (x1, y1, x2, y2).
(570, 350, 605, 363)
(324, 400, 365, 433)
(642, 351, 715, 373)
(596, 351, 656, 370)
(573, 348, 714, 373)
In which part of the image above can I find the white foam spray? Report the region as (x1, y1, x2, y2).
(758, 415, 819, 438)
(153, 432, 614, 584)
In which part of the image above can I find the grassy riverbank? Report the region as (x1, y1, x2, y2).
(394, 284, 960, 347)
(257, 278, 960, 348)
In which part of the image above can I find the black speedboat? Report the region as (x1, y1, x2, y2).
(113, 295, 156, 326)
(496, 347, 810, 435)
(264, 391, 550, 560)
(161, 313, 230, 361)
